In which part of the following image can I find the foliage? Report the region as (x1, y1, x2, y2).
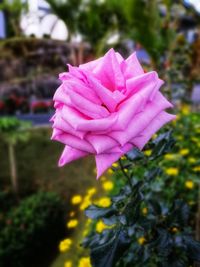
(0, 0, 27, 37)
(81, 111, 200, 267)
(0, 192, 65, 267)
(0, 117, 31, 145)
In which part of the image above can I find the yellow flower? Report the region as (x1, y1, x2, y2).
(191, 137, 198, 143)
(112, 162, 119, 168)
(102, 181, 114, 191)
(144, 150, 152, 156)
(185, 180, 194, 190)
(179, 149, 189, 156)
(165, 168, 179, 176)
(78, 257, 91, 267)
(152, 134, 158, 140)
(138, 237, 146, 245)
(171, 227, 178, 233)
(142, 207, 148, 215)
(188, 157, 197, 164)
(65, 261, 72, 267)
(176, 135, 183, 141)
(97, 197, 111, 208)
(124, 168, 128, 173)
(80, 197, 91, 211)
(121, 156, 126, 160)
(164, 153, 177, 160)
(96, 220, 107, 233)
(193, 166, 200, 172)
(108, 168, 114, 174)
(181, 104, 190, 115)
(87, 188, 96, 196)
(71, 195, 82, 205)
(67, 219, 78, 228)
(59, 238, 72, 252)
(69, 211, 75, 217)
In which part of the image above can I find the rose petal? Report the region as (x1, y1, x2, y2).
(62, 105, 118, 132)
(125, 71, 164, 98)
(124, 52, 144, 79)
(93, 48, 125, 91)
(87, 135, 119, 154)
(58, 146, 88, 166)
(109, 92, 173, 145)
(53, 132, 96, 153)
(95, 143, 132, 179)
(132, 112, 176, 149)
(67, 89, 109, 119)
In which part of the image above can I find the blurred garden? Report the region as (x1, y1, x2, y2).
(0, 0, 200, 267)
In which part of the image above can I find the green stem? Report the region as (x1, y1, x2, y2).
(118, 158, 133, 189)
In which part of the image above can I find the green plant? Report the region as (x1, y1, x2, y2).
(83, 130, 200, 267)
(0, 192, 65, 267)
(0, 117, 31, 195)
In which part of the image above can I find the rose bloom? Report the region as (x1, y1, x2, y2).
(51, 49, 175, 178)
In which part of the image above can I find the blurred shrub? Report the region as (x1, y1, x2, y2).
(0, 191, 66, 267)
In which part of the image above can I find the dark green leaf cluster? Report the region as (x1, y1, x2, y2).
(83, 131, 200, 267)
(0, 192, 65, 267)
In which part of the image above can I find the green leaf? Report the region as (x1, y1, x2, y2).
(85, 205, 115, 220)
(90, 229, 130, 267)
(126, 148, 144, 161)
(184, 236, 200, 262)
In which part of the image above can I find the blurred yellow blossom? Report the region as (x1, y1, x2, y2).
(185, 180, 194, 189)
(59, 238, 72, 252)
(177, 136, 183, 141)
(80, 196, 91, 211)
(179, 149, 189, 156)
(188, 157, 197, 164)
(121, 156, 126, 160)
(65, 261, 72, 267)
(164, 154, 177, 160)
(96, 220, 108, 233)
(108, 168, 114, 174)
(193, 166, 200, 172)
(142, 207, 148, 215)
(181, 104, 190, 115)
(191, 137, 198, 143)
(67, 219, 78, 228)
(102, 181, 114, 191)
(71, 195, 82, 205)
(69, 211, 75, 217)
(165, 168, 179, 176)
(87, 188, 96, 196)
(124, 168, 128, 173)
(112, 162, 119, 168)
(97, 197, 111, 208)
(171, 227, 178, 233)
(152, 134, 158, 140)
(78, 257, 91, 267)
(138, 237, 146, 245)
(144, 150, 152, 156)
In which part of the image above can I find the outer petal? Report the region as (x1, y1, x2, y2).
(53, 111, 85, 139)
(87, 135, 119, 154)
(132, 112, 176, 149)
(52, 132, 96, 153)
(124, 52, 144, 79)
(109, 92, 173, 145)
(125, 71, 164, 98)
(95, 143, 132, 179)
(58, 146, 89, 166)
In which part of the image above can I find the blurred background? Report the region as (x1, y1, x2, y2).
(0, 0, 200, 267)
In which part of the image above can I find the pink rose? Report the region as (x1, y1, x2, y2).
(51, 49, 175, 178)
